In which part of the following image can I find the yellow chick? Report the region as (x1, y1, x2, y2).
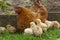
(0, 27, 6, 33)
(6, 24, 16, 33)
(35, 19, 48, 31)
(45, 20, 53, 28)
(45, 20, 60, 29)
(24, 28, 33, 35)
(51, 21, 60, 28)
(30, 22, 43, 36)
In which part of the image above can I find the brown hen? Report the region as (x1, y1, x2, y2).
(14, 3, 48, 32)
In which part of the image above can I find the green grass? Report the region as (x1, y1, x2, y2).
(0, 29, 60, 40)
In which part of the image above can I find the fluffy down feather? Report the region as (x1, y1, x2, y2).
(45, 20, 52, 28)
(45, 20, 60, 29)
(30, 22, 43, 36)
(51, 21, 60, 28)
(6, 24, 16, 33)
(24, 28, 33, 35)
(0, 27, 6, 33)
(35, 19, 48, 31)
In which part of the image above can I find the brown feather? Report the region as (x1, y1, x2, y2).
(14, 5, 47, 32)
